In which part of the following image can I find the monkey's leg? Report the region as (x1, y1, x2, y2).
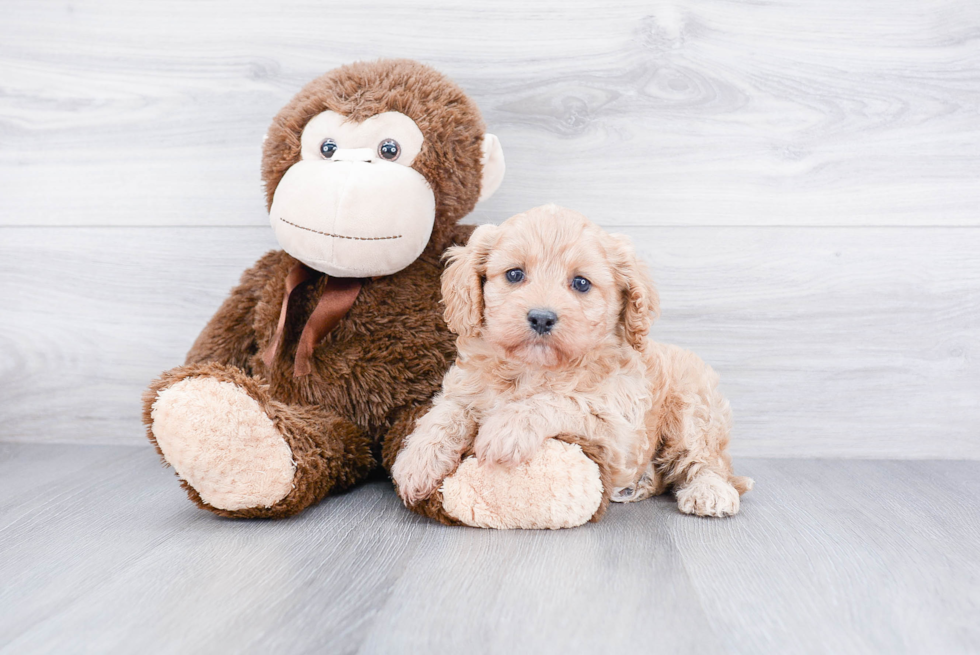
(143, 362, 375, 519)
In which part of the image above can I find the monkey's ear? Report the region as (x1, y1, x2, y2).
(609, 234, 660, 350)
(442, 223, 500, 337)
(478, 134, 505, 202)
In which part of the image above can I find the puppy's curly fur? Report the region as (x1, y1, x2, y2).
(392, 205, 752, 518)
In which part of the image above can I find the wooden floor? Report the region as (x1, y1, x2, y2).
(0, 444, 976, 654)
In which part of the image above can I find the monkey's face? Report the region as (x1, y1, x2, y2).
(269, 110, 436, 277)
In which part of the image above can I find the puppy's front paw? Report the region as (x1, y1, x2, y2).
(474, 414, 547, 467)
(676, 471, 740, 517)
(391, 440, 456, 506)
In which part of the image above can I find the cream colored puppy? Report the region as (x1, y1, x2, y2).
(392, 205, 752, 518)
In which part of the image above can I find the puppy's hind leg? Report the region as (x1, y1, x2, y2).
(675, 469, 742, 517)
(610, 460, 667, 503)
(656, 349, 753, 517)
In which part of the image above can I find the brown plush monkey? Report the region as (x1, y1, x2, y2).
(142, 59, 518, 519)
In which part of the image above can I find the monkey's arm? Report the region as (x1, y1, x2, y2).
(184, 250, 285, 371)
(382, 394, 614, 530)
(449, 222, 477, 246)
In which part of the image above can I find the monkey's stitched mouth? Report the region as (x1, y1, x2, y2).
(278, 217, 403, 241)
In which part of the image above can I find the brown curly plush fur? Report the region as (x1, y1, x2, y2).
(142, 60, 501, 519)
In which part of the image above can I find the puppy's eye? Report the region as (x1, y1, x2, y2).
(572, 276, 592, 293)
(320, 139, 338, 159)
(505, 268, 525, 284)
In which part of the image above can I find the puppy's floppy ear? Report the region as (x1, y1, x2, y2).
(608, 233, 660, 350)
(442, 223, 500, 337)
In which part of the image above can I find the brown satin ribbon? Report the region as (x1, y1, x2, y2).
(292, 276, 362, 377)
(262, 262, 314, 369)
(262, 261, 363, 378)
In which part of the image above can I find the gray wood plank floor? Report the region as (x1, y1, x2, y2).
(1, 444, 976, 654)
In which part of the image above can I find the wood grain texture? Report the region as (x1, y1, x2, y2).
(0, 226, 977, 458)
(1, 0, 979, 226)
(0, 445, 976, 654)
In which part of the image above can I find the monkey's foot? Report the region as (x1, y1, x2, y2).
(439, 439, 603, 529)
(150, 376, 296, 511)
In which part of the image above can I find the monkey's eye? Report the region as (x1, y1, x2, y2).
(320, 139, 338, 159)
(378, 139, 400, 161)
(506, 268, 525, 284)
(572, 276, 592, 293)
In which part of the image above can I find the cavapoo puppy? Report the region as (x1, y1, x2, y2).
(392, 204, 752, 518)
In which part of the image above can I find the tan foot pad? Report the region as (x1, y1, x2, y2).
(151, 377, 296, 511)
(440, 440, 603, 530)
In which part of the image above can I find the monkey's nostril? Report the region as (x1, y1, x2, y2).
(527, 309, 558, 335)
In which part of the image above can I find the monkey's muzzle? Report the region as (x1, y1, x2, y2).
(270, 157, 436, 277)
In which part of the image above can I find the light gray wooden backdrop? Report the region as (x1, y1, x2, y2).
(1, 0, 978, 457)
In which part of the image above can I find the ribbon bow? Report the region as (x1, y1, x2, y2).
(262, 262, 363, 377)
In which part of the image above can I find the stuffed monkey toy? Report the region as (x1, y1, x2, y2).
(143, 59, 605, 526)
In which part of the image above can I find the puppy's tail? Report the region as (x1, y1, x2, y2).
(731, 475, 755, 496)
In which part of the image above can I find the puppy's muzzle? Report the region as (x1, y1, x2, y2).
(527, 308, 558, 335)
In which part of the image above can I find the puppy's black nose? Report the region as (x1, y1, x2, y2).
(527, 309, 558, 335)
